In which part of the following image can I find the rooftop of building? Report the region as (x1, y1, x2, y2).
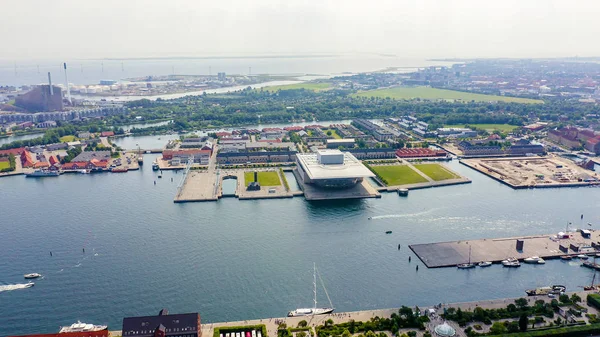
(296, 150, 375, 180)
(122, 312, 199, 336)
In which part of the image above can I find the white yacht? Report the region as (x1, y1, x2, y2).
(478, 261, 492, 267)
(524, 256, 545, 264)
(59, 321, 108, 333)
(288, 263, 335, 317)
(502, 258, 521, 267)
(24, 273, 42, 279)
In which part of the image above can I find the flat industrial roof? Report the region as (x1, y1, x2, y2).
(297, 152, 375, 180)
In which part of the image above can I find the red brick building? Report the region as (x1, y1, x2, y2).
(395, 148, 447, 158)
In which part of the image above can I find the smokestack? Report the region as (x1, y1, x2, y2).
(48, 72, 54, 95)
(64, 63, 72, 104)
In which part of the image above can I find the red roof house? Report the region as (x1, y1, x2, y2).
(20, 150, 35, 167)
(49, 155, 59, 166)
(100, 131, 115, 137)
(0, 147, 26, 156)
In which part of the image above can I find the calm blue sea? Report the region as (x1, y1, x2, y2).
(1, 144, 599, 335)
(0, 55, 450, 87)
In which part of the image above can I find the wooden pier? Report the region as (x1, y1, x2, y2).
(410, 229, 600, 268)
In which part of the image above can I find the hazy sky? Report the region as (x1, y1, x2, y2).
(1, 0, 598, 60)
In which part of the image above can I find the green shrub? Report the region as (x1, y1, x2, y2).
(587, 294, 600, 310)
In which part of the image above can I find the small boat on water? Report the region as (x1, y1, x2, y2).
(578, 254, 589, 260)
(24, 273, 42, 279)
(524, 256, 546, 264)
(478, 261, 492, 267)
(525, 285, 566, 296)
(524, 256, 545, 264)
(59, 321, 108, 333)
(152, 160, 159, 171)
(385, 231, 392, 234)
(457, 246, 475, 269)
(560, 255, 573, 261)
(111, 168, 128, 173)
(78, 169, 90, 174)
(502, 258, 521, 267)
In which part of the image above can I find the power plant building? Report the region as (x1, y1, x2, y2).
(295, 149, 374, 188)
(15, 85, 64, 112)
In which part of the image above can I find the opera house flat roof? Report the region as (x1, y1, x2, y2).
(296, 152, 375, 180)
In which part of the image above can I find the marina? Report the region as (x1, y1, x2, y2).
(410, 229, 600, 268)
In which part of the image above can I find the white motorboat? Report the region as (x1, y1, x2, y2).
(524, 256, 544, 264)
(24, 273, 42, 279)
(59, 321, 108, 333)
(287, 263, 335, 317)
(578, 254, 589, 260)
(502, 258, 521, 267)
(478, 261, 492, 267)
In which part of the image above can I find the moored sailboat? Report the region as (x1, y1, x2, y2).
(287, 263, 334, 317)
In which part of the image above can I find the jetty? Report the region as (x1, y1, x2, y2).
(410, 229, 600, 268)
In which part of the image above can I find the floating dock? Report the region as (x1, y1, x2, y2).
(410, 229, 600, 268)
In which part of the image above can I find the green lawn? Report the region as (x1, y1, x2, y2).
(444, 123, 519, 132)
(60, 135, 76, 142)
(370, 165, 428, 186)
(321, 129, 341, 139)
(0, 161, 10, 170)
(263, 82, 331, 92)
(354, 86, 543, 104)
(413, 163, 458, 181)
(244, 171, 281, 186)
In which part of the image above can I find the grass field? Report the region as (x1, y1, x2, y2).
(444, 123, 519, 132)
(413, 164, 458, 181)
(321, 129, 341, 139)
(354, 86, 543, 104)
(244, 171, 281, 186)
(263, 82, 330, 92)
(0, 161, 10, 170)
(371, 165, 428, 186)
(60, 135, 76, 142)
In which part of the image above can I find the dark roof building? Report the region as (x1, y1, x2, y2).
(122, 309, 201, 337)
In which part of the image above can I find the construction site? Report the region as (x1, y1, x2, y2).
(461, 155, 599, 189)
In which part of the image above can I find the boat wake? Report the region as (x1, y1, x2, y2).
(0, 283, 34, 293)
(370, 208, 445, 220)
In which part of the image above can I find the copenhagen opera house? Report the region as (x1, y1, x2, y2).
(295, 149, 375, 188)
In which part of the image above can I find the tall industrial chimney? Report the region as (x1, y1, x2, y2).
(64, 63, 72, 104)
(47, 72, 54, 95)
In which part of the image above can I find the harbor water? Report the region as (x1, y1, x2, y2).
(1, 154, 599, 335)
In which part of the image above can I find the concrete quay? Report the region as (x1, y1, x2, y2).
(410, 229, 600, 268)
(174, 170, 219, 202)
(460, 155, 599, 189)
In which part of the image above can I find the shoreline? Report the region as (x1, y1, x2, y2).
(106, 290, 599, 337)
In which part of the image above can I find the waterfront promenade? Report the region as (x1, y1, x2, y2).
(108, 291, 600, 337)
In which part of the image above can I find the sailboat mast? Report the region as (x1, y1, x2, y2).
(313, 262, 317, 310)
(469, 246, 472, 264)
